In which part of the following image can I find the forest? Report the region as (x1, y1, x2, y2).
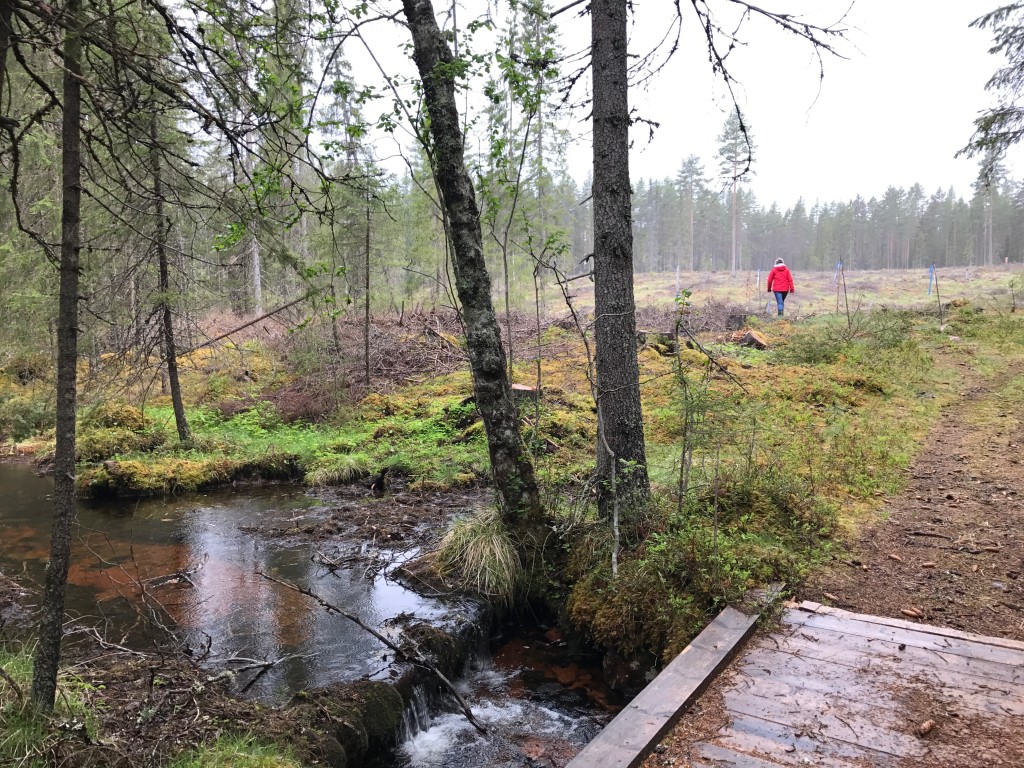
(1, 0, 1024, 766)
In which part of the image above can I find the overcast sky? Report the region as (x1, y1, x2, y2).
(551, 0, 1015, 208)
(360, 1, 1015, 209)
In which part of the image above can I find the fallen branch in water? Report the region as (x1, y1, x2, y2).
(146, 554, 209, 588)
(221, 652, 318, 694)
(256, 570, 487, 735)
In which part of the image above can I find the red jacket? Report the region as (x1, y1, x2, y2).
(767, 265, 795, 293)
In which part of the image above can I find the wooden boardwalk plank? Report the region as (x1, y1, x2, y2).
(645, 606, 1024, 768)
(723, 684, 929, 758)
(773, 622, 1024, 688)
(797, 602, 1024, 652)
(566, 606, 758, 768)
(739, 645, 1024, 718)
(693, 741, 793, 766)
(712, 712, 901, 766)
(788, 607, 1024, 668)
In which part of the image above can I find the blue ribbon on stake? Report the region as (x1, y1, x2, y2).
(928, 263, 935, 295)
(834, 260, 842, 287)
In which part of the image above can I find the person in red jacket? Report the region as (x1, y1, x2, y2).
(766, 257, 795, 317)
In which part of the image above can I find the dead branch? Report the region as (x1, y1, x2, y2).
(257, 570, 487, 735)
(145, 555, 208, 588)
(0, 664, 23, 701)
(221, 652, 318, 694)
(179, 291, 315, 357)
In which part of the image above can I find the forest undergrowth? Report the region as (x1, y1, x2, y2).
(4, 292, 1024, 766)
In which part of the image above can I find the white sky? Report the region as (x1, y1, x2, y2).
(360, 0, 1018, 210)
(555, 0, 1018, 208)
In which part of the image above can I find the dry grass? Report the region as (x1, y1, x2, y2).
(434, 506, 523, 603)
(589, 265, 1024, 317)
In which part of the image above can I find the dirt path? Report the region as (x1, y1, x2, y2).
(643, 353, 1024, 768)
(799, 357, 1024, 641)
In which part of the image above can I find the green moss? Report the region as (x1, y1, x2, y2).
(77, 458, 235, 497)
(290, 682, 403, 765)
(76, 425, 168, 462)
(81, 401, 147, 431)
(346, 681, 403, 749)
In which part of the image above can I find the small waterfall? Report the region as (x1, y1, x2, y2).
(393, 636, 612, 768)
(399, 684, 433, 742)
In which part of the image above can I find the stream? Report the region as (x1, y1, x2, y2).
(0, 462, 616, 766)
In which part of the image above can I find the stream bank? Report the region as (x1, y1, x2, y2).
(0, 461, 617, 767)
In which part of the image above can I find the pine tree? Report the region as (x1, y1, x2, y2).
(716, 110, 755, 275)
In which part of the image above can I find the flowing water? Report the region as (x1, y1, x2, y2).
(397, 628, 616, 767)
(0, 462, 616, 765)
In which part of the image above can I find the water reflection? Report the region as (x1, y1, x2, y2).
(0, 462, 442, 703)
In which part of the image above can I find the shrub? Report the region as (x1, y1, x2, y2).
(1, 351, 49, 384)
(0, 394, 52, 441)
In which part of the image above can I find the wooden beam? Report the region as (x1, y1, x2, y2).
(564, 605, 759, 768)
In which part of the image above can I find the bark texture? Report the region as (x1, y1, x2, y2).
(402, 0, 540, 521)
(31, 0, 82, 709)
(591, 0, 649, 516)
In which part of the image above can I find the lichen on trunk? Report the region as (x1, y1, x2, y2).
(401, 0, 541, 524)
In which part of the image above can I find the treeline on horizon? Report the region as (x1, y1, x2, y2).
(625, 159, 1020, 276)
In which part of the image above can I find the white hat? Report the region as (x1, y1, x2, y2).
(775, 258, 785, 265)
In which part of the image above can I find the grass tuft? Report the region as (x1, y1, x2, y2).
(0, 644, 101, 767)
(434, 506, 523, 604)
(304, 452, 373, 485)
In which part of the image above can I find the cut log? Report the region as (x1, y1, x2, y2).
(511, 383, 539, 402)
(728, 329, 769, 349)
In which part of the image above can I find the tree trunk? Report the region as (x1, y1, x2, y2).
(151, 118, 190, 442)
(364, 189, 371, 387)
(731, 162, 738, 275)
(250, 235, 263, 314)
(246, 133, 264, 314)
(402, 0, 540, 522)
(591, 0, 649, 517)
(0, 0, 14, 103)
(31, 0, 82, 709)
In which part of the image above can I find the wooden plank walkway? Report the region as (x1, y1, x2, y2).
(658, 602, 1024, 767)
(565, 605, 761, 768)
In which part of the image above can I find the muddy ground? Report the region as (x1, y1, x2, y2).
(643, 354, 1024, 767)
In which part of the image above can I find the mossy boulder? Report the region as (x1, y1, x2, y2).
(76, 426, 167, 462)
(81, 401, 147, 431)
(400, 622, 461, 678)
(452, 420, 484, 444)
(290, 681, 404, 768)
